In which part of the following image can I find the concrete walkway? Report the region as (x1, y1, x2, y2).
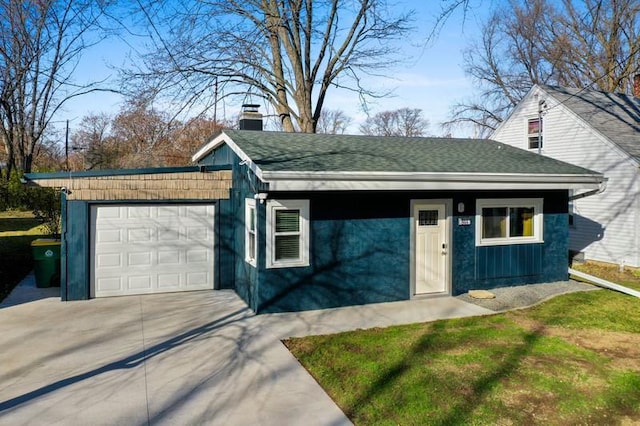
(0, 274, 492, 425)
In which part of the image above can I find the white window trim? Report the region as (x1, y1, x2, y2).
(245, 198, 257, 266)
(266, 199, 310, 268)
(476, 198, 544, 246)
(526, 116, 543, 150)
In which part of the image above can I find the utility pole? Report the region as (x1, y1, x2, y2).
(65, 119, 69, 171)
(214, 76, 219, 131)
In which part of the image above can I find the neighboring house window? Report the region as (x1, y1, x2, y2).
(245, 198, 257, 266)
(266, 199, 310, 268)
(527, 117, 543, 149)
(476, 198, 543, 246)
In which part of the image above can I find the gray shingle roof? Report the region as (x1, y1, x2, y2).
(221, 129, 599, 176)
(540, 85, 640, 163)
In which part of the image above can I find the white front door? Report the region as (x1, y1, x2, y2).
(413, 202, 449, 295)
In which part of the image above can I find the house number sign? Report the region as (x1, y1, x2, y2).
(457, 218, 471, 226)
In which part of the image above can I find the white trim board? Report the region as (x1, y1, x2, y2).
(261, 172, 605, 192)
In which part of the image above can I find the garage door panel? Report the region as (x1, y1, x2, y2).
(97, 229, 122, 243)
(186, 249, 209, 263)
(128, 275, 152, 290)
(127, 206, 151, 218)
(91, 204, 215, 297)
(128, 252, 152, 267)
(159, 228, 181, 242)
(98, 206, 122, 219)
(97, 253, 121, 268)
(128, 228, 152, 242)
(97, 277, 123, 293)
(157, 205, 179, 216)
(158, 251, 180, 265)
(158, 273, 181, 288)
(187, 227, 210, 240)
(187, 272, 209, 287)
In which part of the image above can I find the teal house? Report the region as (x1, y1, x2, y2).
(25, 128, 605, 313)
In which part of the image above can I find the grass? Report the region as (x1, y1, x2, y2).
(0, 210, 49, 301)
(286, 263, 640, 425)
(572, 261, 640, 291)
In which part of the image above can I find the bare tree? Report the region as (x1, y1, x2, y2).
(34, 132, 65, 172)
(70, 113, 118, 170)
(127, 0, 413, 133)
(445, 0, 640, 135)
(360, 107, 429, 137)
(110, 97, 178, 168)
(316, 109, 352, 134)
(70, 106, 227, 170)
(164, 117, 226, 166)
(0, 0, 112, 178)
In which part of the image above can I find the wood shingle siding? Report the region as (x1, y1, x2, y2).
(29, 170, 232, 201)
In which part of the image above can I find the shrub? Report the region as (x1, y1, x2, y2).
(28, 187, 61, 237)
(0, 172, 61, 236)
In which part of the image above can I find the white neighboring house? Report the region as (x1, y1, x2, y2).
(492, 84, 640, 268)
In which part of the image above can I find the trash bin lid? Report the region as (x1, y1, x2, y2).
(31, 238, 62, 247)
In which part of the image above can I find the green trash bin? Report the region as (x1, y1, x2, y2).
(31, 239, 61, 288)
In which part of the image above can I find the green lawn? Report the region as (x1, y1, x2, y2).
(286, 266, 640, 425)
(0, 211, 49, 301)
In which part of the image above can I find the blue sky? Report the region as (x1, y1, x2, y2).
(61, 1, 490, 137)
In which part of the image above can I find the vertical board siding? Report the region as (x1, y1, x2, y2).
(202, 146, 268, 312)
(256, 192, 412, 313)
(476, 244, 542, 279)
(65, 201, 90, 300)
(257, 215, 410, 313)
(254, 189, 568, 313)
(452, 191, 568, 295)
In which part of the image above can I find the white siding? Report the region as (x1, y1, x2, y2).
(493, 89, 640, 267)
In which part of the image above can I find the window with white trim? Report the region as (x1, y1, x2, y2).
(476, 198, 543, 246)
(266, 199, 310, 268)
(527, 117, 543, 149)
(245, 198, 257, 266)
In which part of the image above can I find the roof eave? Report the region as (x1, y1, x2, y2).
(192, 131, 228, 162)
(192, 130, 265, 180)
(261, 171, 605, 191)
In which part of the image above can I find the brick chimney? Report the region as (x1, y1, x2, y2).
(634, 74, 640, 97)
(239, 104, 263, 131)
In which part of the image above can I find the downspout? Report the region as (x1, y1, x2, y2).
(568, 178, 608, 201)
(569, 268, 640, 299)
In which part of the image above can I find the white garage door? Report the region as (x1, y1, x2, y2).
(91, 204, 215, 297)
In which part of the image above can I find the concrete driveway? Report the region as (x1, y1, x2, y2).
(0, 274, 492, 425)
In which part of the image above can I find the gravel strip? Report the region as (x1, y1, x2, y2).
(456, 280, 598, 312)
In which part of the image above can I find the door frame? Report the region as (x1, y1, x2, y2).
(410, 199, 452, 297)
